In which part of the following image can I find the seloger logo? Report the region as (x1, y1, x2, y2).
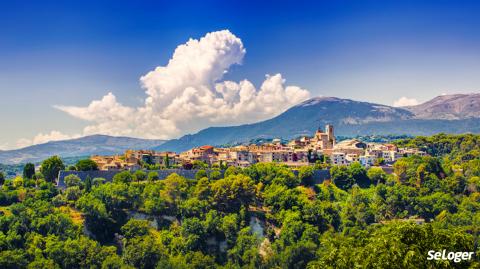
(427, 250, 475, 263)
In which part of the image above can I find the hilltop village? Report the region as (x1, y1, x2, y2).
(90, 125, 426, 171)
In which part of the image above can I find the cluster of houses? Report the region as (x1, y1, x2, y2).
(90, 125, 426, 171)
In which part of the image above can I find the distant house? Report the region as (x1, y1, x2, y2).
(333, 139, 366, 156)
(359, 155, 376, 167)
(331, 152, 346, 165)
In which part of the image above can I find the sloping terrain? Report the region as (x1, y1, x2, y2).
(0, 135, 165, 164)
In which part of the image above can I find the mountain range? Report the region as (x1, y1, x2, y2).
(0, 135, 165, 164)
(406, 93, 480, 119)
(1, 93, 479, 164)
(155, 93, 480, 152)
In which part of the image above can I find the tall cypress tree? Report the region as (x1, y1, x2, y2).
(23, 163, 35, 179)
(85, 175, 92, 192)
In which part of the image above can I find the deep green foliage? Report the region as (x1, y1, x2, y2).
(75, 159, 99, 171)
(330, 162, 371, 190)
(113, 171, 133, 184)
(367, 166, 387, 184)
(133, 170, 147, 183)
(195, 169, 208, 180)
(396, 133, 480, 159)
(147, 171, 159, 182)
(164, 154, 171, 169)
(40, 156, 65, 182)
(84, 175, 92, 192)
(22, 163, 35, 179)
(64, 174, 81, 188)
(1, 135, 480, 268)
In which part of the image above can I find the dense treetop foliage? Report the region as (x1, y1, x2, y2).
(395, 133, 480, 159)
(0, 156, 88, 179)
(75, 159, 99, 171)
(0, 135, 479, 268)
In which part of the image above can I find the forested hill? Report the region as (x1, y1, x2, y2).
(395, 133, 480, 158)
(0, 134, 479, 268)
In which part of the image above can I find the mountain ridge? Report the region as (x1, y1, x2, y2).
(0, 135, 165, 164)
(155, 93, 480, 152)
(405, 93, 480, 119)
(2, 93, 480, 163)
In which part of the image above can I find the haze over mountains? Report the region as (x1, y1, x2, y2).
(1, 93, 479, 164)
(405, 93, 480, 119)
(155, 93, 480, 152)
(0, 135, 165, 164)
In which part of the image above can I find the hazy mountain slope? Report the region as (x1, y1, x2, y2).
(155, 97, 415, 152)
(156, 95, 480, 152)
(406, 93, 480, 119)
(0, 135, 165, 164)
(4, 94, 480, 161)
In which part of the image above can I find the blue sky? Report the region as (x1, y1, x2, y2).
(1, 0, 480, 149)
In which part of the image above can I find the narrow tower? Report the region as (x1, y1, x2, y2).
(325, 124, 335, 148)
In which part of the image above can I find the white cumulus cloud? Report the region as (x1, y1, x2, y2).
(393, 96, 419, 107)
(54, 30, 311, 139)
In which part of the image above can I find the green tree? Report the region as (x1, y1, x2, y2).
(43, 236, 120, 269)
(65, 186, 82, 201)
(147, 171, 159, 182)
(244, 163, 298, 187)
(123, 236, 163, 269)
(161, 173, 189, 212)
(224, 166, 241, 177)
(40, 156, 65, 182)
(75, 159, 99, 171)
(298, 166, 314, 185)
(227, 227, 261, 267)
(92, 177, 106, 186)
(85, 175, 92, 192)
(221, 213, 239, 245)
(192, 160, 208, 169)
(349, 162, 369, 187)
(0, 171, 5, 185)
(23, 163, 35, 179)
(367, 167, 387, 184)
(195, 169, 207, 180)
(13, 176, 24, 188)
(209, 170, 222, 180)
(121, 219, 150, 239)
(0, 249, 28, 269)
(393, 159, 409, 182)
(113, 171, 133, 184)
(164, 154, 170, 169)
(66, 165, 77, 171)
(64, 174, 82, 187)
(194, 177, 211, 200)
(33, 171, 45, 181)
(211, 174, 256, 212)
(330, 165, 354, 190)
(76, 195, 118, 242)
(133, 170, 147, 183)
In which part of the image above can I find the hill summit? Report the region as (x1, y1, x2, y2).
(156, 94, 480, 152)
(405, 93, 480, 119)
